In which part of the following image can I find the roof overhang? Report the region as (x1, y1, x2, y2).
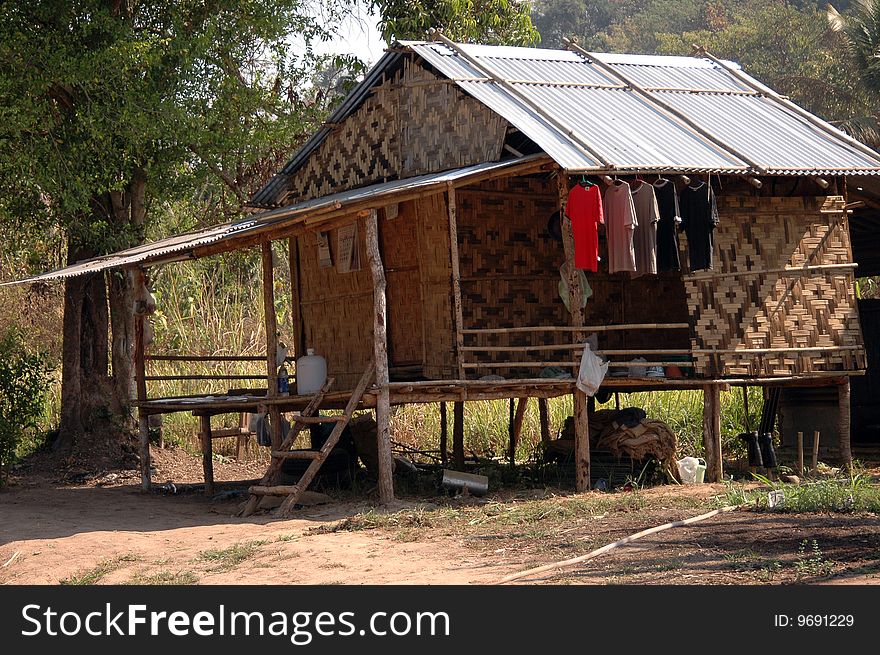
(3, 155, 552, 286)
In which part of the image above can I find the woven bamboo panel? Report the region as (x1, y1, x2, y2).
(286, 59, 507, 203)
(684, 195, 866, 377)
(297, 218, 373, 389)
(457, 177, 690, 378)
(382, 200, 423, 366)
(416, 193, 455, 379)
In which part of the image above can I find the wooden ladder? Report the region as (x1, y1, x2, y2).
(240, 361, 375, 518)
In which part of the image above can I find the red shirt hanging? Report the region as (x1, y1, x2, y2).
(565, 183, 604, 271)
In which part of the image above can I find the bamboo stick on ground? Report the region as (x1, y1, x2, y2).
(496, 505, 741, 584)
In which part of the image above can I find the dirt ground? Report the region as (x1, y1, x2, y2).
(2, 448, 880, 586)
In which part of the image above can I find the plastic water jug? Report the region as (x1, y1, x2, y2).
(296, 348, 327, 395)
(677, 457, 707, 484)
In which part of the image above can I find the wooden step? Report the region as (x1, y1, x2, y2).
(200, 427, 249, 439)
(270, 450, 320, 460)
(249, 484, 301, 496)
(291, 415, 346, 425)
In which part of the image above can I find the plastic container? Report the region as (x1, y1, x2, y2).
(296, 348, 327, 395)
(277, 365, 290, 396)
(677, 457, 707, 484)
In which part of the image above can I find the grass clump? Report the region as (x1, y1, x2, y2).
(61, 554, 139, 585)
(719, 474, 880, 513)
(198, 540, 267, 572)
(129, 570, 199, 585)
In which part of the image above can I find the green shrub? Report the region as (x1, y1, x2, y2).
(0, 329, 52, 485)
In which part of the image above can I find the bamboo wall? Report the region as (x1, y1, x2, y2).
(295, 192, 454, 389)
(456, 175, 691, 379)
(684, 195, 866, 377)
(285, 58, 507, 204)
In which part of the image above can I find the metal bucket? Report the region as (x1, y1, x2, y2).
(441, 470, 489, 497)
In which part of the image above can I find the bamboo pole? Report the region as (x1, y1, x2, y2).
(447, 185, 466, 380)
(838, 378, 852, 473)
(797, 431, 804, 477)
(742, 386, 750, 433)
(703, 384, 723, 482)
(439, 401, 448, 465)
(366, 209, 394, 504)
(686, 262, 858, 282)
(288, 236, 305, 357)
(199, 415, 214, 496)
(461, 323, 689, 334)
(460, 345, 692, 354)
(509, 397, 529, 466)
(463, 360, 695, 368)
(261, 242, 282, 451)
(453, 401, 465, 469)
(135, 314, 151, 492)
(557, 169, 590, 491)
(538, 398, 551, 445)
(812, 430, 821, 472)
(144, 375, 268, 382)
(145, 355, 291, 362)
(496, 505, 741, 584)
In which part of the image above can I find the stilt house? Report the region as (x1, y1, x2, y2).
(10, 37, 880, 510)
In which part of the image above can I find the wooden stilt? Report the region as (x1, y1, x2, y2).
(134, 313, 151, 491)
(366, 209, 394, 504)
(447, 186, 466, 380)
(703, 384, 723, 482)
(742, 386, 750, 433)
(199, 415, 214, 496)
(796, 431, 804, 477)
(538, 397, 551, 444)
(439, 402, 448, 465)
(838, 378, 852, 472)
(288, 236, 304, 357)
(509, 397, 529, 466)
(453, 401, 465, 469)
(261, 241, 281, 450)
(812, 430, 820, 472)
(574, 390, 590, 491)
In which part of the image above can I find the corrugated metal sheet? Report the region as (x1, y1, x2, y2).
(251, 40, 880, 207)
(4, 156, 548, 285)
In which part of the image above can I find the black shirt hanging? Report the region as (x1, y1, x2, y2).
(679, 181, 719, 271)
(653, 179, 681, 272)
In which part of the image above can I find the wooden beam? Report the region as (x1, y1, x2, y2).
(538, 397, 551, 445)
(366, 208, 394, 504)
(288, 236, 305, 357)
(439, 401, 448, 465)
(509, 397, 529, 466)
(447, 185, 466, 379)
(134, 314, 151, 491)
(261, 241, 282, 451)
(838, 378, 852, 472)
(453, 401, 465, 469)
(199, 415, 214, 496)
(574, 390, 590, 491)
(703, 384, 723, 482)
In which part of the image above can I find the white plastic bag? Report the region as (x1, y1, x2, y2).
(576, 343, 609, 396)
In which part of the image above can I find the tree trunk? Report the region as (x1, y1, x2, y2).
(56, 175, 146, 457)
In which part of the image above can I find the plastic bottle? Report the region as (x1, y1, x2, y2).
(296, 348, 327, 395)
(277, 365, 290, 396)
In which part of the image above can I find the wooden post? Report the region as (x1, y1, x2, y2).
(288, 236, 305, 357)
(453, 401, 465, 469)
(538, 398, 551, 445)
(199, 415, 214, 496)
(509, 397, 529, 466)
(812, 430, 820, 472)
(838, 378, 852, 472)
(557, 169, 590, 491)
(439, 402, 448, 465)
(134, 314, 151, 492)
(261, 241, 282, 450)
(366, 209, 394, 504)
(447, 186, 466, 380)
(703, 384, 723, 482)
(742, 386, 750, 433)
(796, 431, 804, 477)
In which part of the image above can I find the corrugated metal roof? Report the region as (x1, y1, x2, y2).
(251, 40, 880, 206)
(3, 156, 549, 285)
